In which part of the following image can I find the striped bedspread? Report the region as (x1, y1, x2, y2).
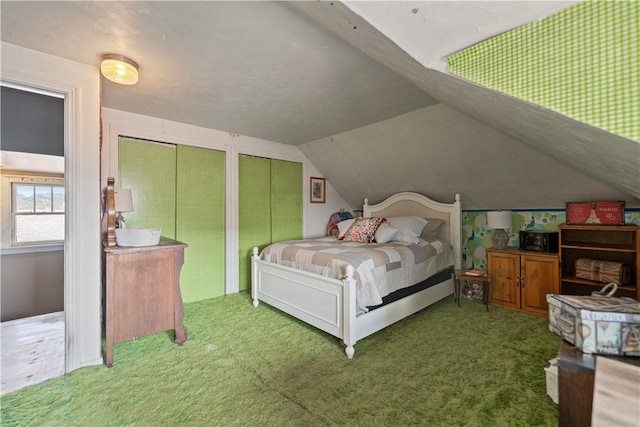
(260, 237, 454, 314)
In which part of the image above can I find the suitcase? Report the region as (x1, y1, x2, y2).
(575, 258, 632, 285)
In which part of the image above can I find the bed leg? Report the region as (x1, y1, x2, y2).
(252, 299, 259, 308)
(343, 265, 357, 360)
(345, 346, 355, 359)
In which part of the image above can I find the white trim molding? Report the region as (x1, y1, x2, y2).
(1, 42, 102, 372)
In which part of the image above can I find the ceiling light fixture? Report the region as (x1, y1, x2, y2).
(100, 54, 139, 85)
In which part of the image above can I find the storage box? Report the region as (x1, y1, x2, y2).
(566, 201, 625, 225)
(575, 258, 632, 285)
(547, 294, 640, 356)
(544, 358, 559, 404)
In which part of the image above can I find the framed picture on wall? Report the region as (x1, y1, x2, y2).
(310, 177, 326, 203)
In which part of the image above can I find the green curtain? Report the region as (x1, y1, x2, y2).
(238, 156, 302, 291)
(118, 137, 176, 237)
(176, 145, 226, 302)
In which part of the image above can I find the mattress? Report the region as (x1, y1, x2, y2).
(260, 237, 455, 314)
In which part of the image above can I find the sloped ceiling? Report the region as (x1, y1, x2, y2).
(293, 1, 640, 208)
(302, 103, 634, 210)
(0, 1, 436, 145)
(1, 1, 637, 210)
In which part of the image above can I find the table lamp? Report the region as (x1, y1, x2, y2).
(487, 210, 512, 250)
(114, 188, 133, 229)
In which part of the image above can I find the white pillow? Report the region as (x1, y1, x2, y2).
(374, 223, 398, 243)
(393, 231, 420, 244)
(386, 216, 428, 238)
(422, 218, 446, 241)
(337, 218, 356, 238)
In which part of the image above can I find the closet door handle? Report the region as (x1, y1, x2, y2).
(520, 276, 525, 288)
(516, 277, 520, 288)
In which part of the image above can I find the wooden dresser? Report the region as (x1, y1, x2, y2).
(103, 237, 188, 367)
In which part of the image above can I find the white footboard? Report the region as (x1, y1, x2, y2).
(252, 248, 358, 358)
(252, 248, 453, 359)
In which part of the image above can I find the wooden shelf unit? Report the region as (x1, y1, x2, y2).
(558, 224, 640, 300)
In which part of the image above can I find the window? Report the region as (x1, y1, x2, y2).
(12, 183, 65, 245)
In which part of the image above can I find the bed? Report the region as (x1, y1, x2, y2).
(251, 192, 462, 358)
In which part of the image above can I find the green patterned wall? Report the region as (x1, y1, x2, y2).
(461, 209, 640, 270)
(447, 1, 639, 142)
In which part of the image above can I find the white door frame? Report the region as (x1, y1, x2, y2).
(1, 43, 103, 371)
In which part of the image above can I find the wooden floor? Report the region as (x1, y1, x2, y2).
(1, 311, 65, 395)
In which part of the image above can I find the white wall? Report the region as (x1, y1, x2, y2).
(102, 108, 350, 294)
(1, 42, 102, 371)
(1, 251, 64, 321)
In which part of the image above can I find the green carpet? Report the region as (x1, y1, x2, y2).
(1, 293, 561, 426)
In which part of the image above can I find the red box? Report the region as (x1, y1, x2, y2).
(566, 201, 625, 225)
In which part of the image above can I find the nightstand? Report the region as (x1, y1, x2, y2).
(454, 270, 490, 311)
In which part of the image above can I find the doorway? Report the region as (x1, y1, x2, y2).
(0, 84, 66, 394)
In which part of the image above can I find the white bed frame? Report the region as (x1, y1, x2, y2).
(251, 192, 462, 358)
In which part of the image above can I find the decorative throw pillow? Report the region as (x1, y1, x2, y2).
(342, 217, 385, 243)
(374, 223, 398, 243)
(329, 210, 354, 224)
(326, 210, 353, 236)
(337, 219, 356, 239)
(386, 216, 428, 238)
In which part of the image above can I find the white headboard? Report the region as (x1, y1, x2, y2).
(363, 192, 462, 269)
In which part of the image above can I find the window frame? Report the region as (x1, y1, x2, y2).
(6, 176, 65, 248)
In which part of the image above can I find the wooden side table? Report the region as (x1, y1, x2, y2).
(453, 270, 490, 311)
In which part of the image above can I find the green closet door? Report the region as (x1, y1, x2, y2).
(118, 137, 176, 237)
(176, 145, 226, 302)
(238, 155, 272, 292)
(270, 159, 302, 242)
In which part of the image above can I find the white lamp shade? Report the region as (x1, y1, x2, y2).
(114, 188, 133, 212)
(487, 210, 512, 229)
